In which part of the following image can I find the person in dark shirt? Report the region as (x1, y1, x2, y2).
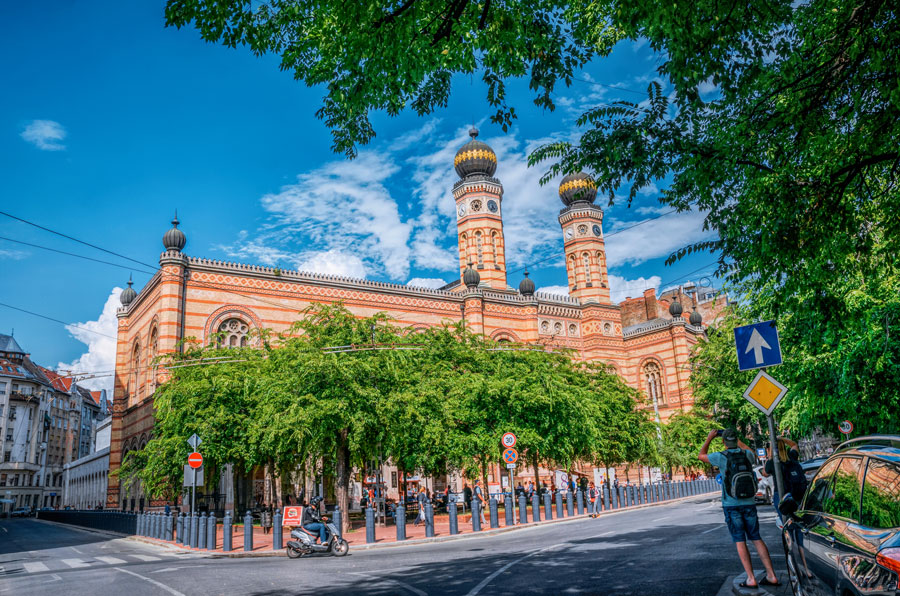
(301, 496, 326, 543)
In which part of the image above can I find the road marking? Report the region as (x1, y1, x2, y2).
(95, 556, 127, 565)
(350, 572, 427, 596)
(71, 547, 84, 554)
(61, 558, 90, 568)
(115, 567, 187, 596)
(130, 554, 161, 561)
(23, 562, 50, 573)
(466, 542, 565, 596)
(0, 525, 6, 532)
(651, 516, 671, 522)
(701, 525, 723, 535)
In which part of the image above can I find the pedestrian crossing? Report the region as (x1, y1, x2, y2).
(0, 552, 177, 576)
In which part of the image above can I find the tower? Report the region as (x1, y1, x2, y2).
(452, 128, 508, 291)
(558, 173, 611, 304)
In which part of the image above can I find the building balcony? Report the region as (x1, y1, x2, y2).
(9, 391, 39, 403)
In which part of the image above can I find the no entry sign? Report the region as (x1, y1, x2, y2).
(188, 452, 203, 469)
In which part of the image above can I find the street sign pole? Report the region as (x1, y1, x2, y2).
(508, 467, 516, 524)
(192, 465, 197, 517)
(766, 406, 785, 504)
(187, 435, 202, 517)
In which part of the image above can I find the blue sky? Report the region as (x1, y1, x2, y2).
(0, 1, 719, 389)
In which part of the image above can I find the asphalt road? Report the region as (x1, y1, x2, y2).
(0, 495, 785, 596)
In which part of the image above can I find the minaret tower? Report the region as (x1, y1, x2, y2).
(558, 173, 611, 304)
(452, 127, 507, 291)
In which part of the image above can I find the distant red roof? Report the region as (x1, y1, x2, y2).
(89, 391, 102, 406)
(38, 366, 74, 393)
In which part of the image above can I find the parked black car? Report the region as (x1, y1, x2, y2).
(780, 435, 900, 595)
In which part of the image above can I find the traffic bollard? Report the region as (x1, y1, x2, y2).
(396, 505, 407, 540)
(555, 492, 563, 518)
(158, 513, 164, 539)
(656, 484, 662, 502)
(489, 497, 499, 529)
(471, 499, 482, 532)
(636, 486, 643, 506)
(223, 513, 232, 552)
(243, 511, 253, 551)
(532, 494, 541, 522)
(137, 512, 143, 536)
(504, 494, 514, 527)
(198, 513, 208, 549)
(166, 512, 174, 541)
(273, 509, 282, 550)
(544, 492, 553, 520)
(602, 487, 609, 510)
(425, 503, 435, 537)
(576, 490, 584, 515)
(333, 508, 342, 539)
(153, 513, 160, 539)
(183, 513, 191, 545)
(147, 513, 154, 538)
(190, 512, 200, 548)
(207, 512, 217, 550)
(566, 491, 574, 517)
(449, 502, 459, 535)
(630, 486, 636, 506)
(365, 507, 376, 543)
(518, 495, 527, 524)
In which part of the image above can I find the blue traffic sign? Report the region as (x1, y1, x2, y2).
(734, 320, 782, 371)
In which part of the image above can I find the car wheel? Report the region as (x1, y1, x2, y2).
(784, 540, 803, 596)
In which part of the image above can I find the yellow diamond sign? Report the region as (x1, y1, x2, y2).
(743, 370, 788, 415)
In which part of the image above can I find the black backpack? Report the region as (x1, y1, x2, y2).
(783, 460, 808, 501)
(723, 450, 758, 499)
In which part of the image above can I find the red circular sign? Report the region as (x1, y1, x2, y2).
(501, 433, 517, 448)
(188, 452, 203, 469)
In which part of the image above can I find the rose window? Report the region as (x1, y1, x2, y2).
(218, 318, 250, 347)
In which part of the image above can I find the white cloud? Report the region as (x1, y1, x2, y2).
(21, 119, 66, 151)
(0, 248, 29, 260)
(406, 277, 447, 289)
(536, 285, 569, 297)
(57, 288, 121, 392)
(605, 209, 713, 267)
(221, 151, 411, 279)
(608, 274, 662, 303)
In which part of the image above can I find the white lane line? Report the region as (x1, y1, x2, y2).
(651, 516, 671, 522)
(70, 547, 84, 555)
(350, 571, 427, 596)
(95, 556, 127, 565)
(115, 567, 187, 596)
(61, 558, 91, 568)
(701, 525, 723, 535)
(23, 562, 50, 573)
(130, 554, 162, 562)
(465, 542, 565, 596)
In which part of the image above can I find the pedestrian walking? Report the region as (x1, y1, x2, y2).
(474, 479, 487, 525)
(760, 437, 804, 521)
(413, 487, 427, 526)
(589, 482, 600, 517)
(699, 429, 781, 590)
(261, 507, 273, 535)
(463, 483, 473, 505)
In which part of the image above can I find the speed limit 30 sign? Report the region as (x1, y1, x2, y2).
(501, 432, 517, 448)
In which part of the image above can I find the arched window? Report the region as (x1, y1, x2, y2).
(582, 253, 592, 284)
(644, 362, 665, 406)
(475, 231, 484, 267)
(596, 251, 605, 286)
(568, 255, 577, 289)
(148, 326, 159, 392)
(129, 342, 141, 405)
(218, 318, 250, 348)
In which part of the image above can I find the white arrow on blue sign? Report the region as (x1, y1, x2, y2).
(733, 320, 783, 371)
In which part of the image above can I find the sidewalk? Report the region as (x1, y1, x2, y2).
(133, 488, 718, 556)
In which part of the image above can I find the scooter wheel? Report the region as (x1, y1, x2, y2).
(332, 539, 350, 557)
(287, 546, 304, 559)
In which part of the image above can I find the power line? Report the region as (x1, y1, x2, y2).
(0, 236, 157, 275)
(0, 302, 118, 340)
(0, 210, 158, 270)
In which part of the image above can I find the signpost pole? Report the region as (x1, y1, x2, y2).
(191, 466, 197, 518)
(508, 468, 516, 524)
(767, 413, 785, 504)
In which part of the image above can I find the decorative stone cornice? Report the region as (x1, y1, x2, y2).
(558, 203, 604, 226)
(452, 175, 503, 199)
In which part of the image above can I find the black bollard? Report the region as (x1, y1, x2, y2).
(424, 503, 434, 537)
(471, 499, 482, 532)
(333, 508, 343, 539)
(532, 494, 541, 522)
(518, 495, 527, 524)
(395, 505, 406, 541)
(504, 494, 514, 527)
(223, 513, 232, 552)
(576, 490, 584, 515)
(207, 512, 217, 550)
(243, 511, 253, 551)
(566, 492, 574, 517)
(272, 509, 282, 550)
(198, 513, 208, 549)
(166, 512, 174, 541)
(544, 492, 553, 520)
(448, 501, 459, 535)
(489, 497, 499, 529)
(555, 492, 564, 518)
(183, 513, 192, 546)
(365, 507, 376, 543)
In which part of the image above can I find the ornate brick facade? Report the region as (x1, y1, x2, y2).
(106, 130, 707, 508)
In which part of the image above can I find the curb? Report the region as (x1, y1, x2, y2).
(135, 491, 719, 557)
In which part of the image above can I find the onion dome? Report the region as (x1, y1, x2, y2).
(519, 270, 535, 297)
(463, 262, 481, 290)
(162, 211, 186, 252)
(668, 298, 683, 317)
(120, 275, 137, 306)
(689, 307, 703, 326)
(558, 172, 597, 206)
(454, 127, 497, 178)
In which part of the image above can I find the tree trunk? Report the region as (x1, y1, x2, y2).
(335, 428, 351, 536)
(480, 457, 489, 496)
(532, 452, 541, 493)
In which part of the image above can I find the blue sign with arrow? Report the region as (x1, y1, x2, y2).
(733, 320, 783, 371)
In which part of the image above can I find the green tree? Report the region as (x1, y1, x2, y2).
(659, 410, 719, 476)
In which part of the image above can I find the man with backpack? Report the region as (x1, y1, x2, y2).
(700, 428, 780, 590)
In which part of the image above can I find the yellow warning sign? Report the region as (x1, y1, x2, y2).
(743, 370, 788, 416)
